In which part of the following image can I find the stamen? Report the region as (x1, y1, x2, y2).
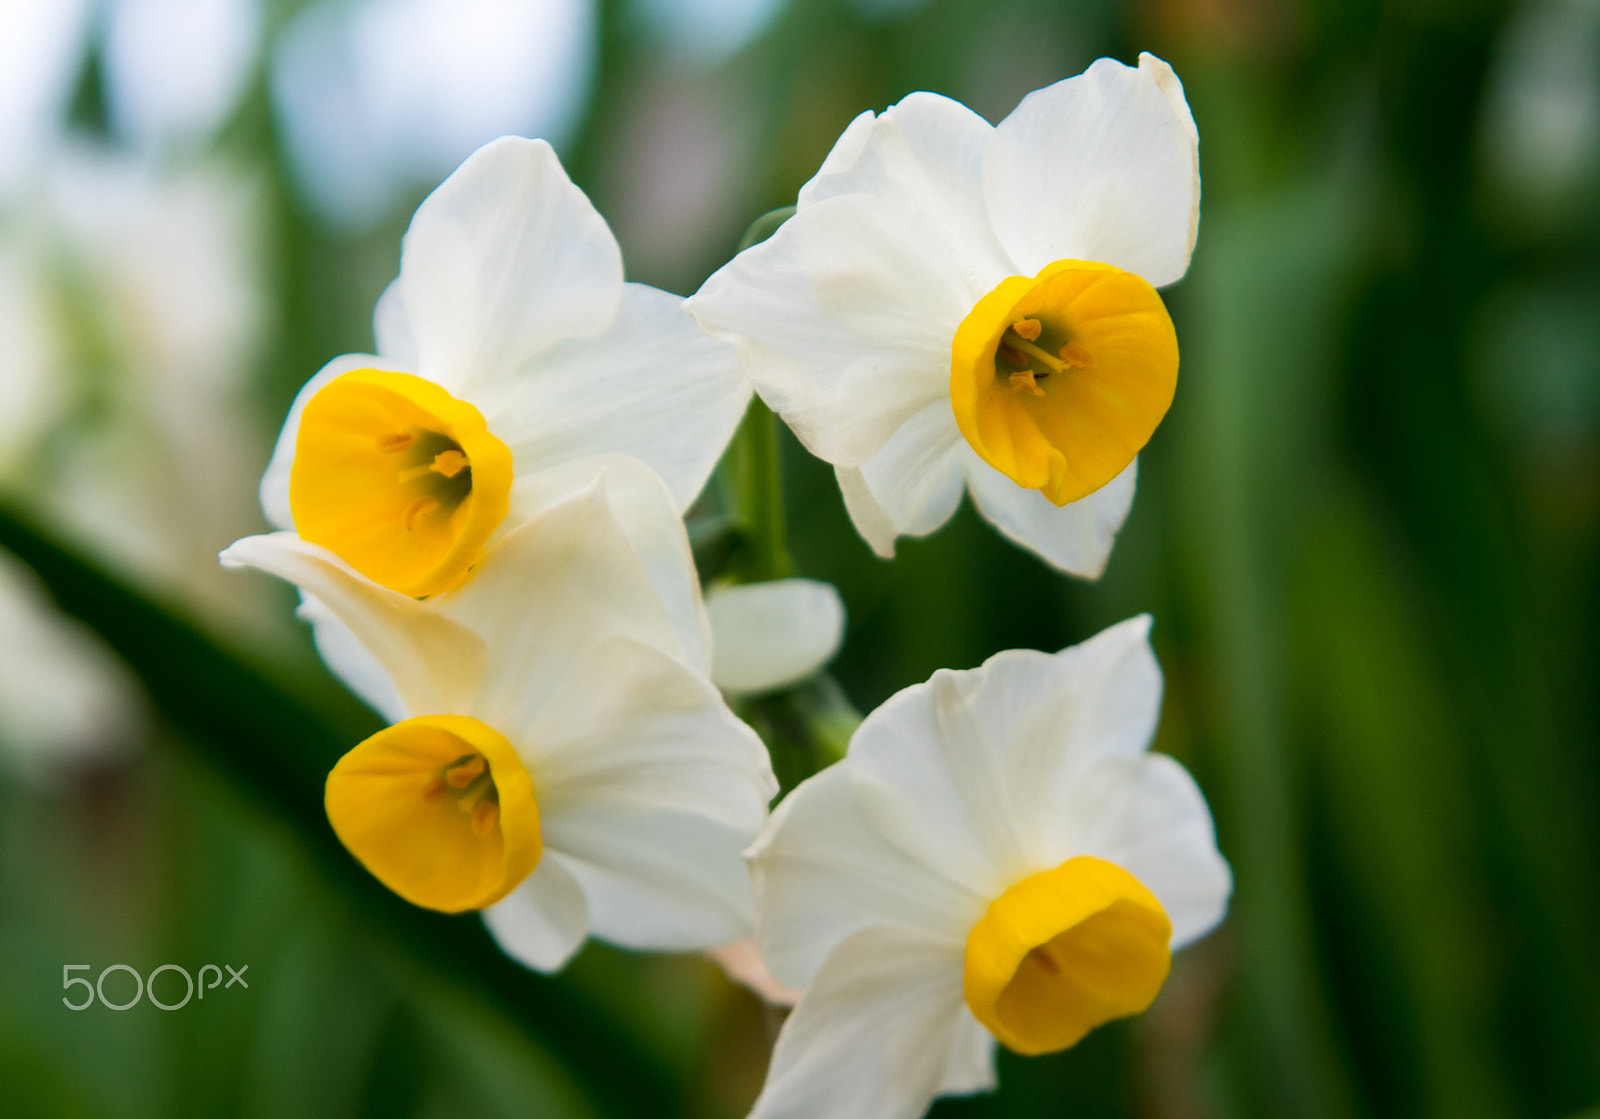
(445, 755, 486, 788)
(403, 497, 440, 531)
(420, 773, 448, 800)
(1009, 369, 1047, 397)
(1058, 341, 1095, 370)
(1005, 335, 1072, 376)
(430, 449, 469, 478)
(1010, 318, 1042, 342)
(471, 800, 499, 837)
(375, 432, 415, 453)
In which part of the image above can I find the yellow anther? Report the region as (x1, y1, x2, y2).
(1010, 318, 1042, 342)
(445, 755, 487, 788)
(1009, 369, 1047, 397)
(376, 432, 416, 453)
(431, 449, 469, 478)
(1058, 341, 1095, 370)
(403, 496, 440, 531)
(471, 799, 500, 837)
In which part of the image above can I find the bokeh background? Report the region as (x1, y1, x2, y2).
(2, 0, 1598, 1116)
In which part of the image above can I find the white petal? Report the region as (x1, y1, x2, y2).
(371, 277, 417, 368)
(799, 91, 1011, 291)
(691, 90, 1014, 450)
(749, 925, 986, 1119)
(688, 192, 977, 468)
(845, 668, 1037, 889)
(294, 593, 406, 724)
(751, 765, 982, 989)
(399, 137, 622, 408)
(527, 636, 774, 834)
(844, 400, 968, 549)
(836, 466, 898, 559)
(939, 1011, 1000, 1097)
(549, 804, 759, 953)
(259, 352, 397, 531)
(219, 533, 483, 716)
(482, 856, 591, 973)
(490, 283, 750, 510)
(707, 578, 845, 695)
(984, 53, 1199, 287)
(436, 481, 691, 731)
(843, 618, 1165, 882)
(517, 635, 772, 954)
(974, 619, 1162, 776)
(706, 938, 802, 1007)
(964, 453, 1136, 578)
(506, 455, 711, 672)
(1066, 754, 1231, 949)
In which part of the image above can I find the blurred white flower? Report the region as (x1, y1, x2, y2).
(0, 550, 140, 783)
(273, 0, 595, 227)
(746, 617, 1230, 1119)
(260, 136, 750, 599)
(0, 0, 93, 199)
(1480, 0, 1600, 207)
(634, 0, 785, 65)
(103, 0, 262, 153)
(706, 577, 845, 695)
(688, 55, 1198, 577)
(223, 464, 777, 970)
(0, 147, 271, 629)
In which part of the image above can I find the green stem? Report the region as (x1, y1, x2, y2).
(732, 397, 793, 582)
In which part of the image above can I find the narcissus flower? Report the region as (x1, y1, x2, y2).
(746, 617, 1230, 1119)
(223, 463, 776, 970)
(687, 55, 1196, 576)
(261, 135, 749, 599)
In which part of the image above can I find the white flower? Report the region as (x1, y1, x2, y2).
(687, 54, 1197, 577)
(745, 616, 1230, 1119)
(260, 135, 751, 599)
(223, 462, 777, 971)
(706, 577, 846, 696)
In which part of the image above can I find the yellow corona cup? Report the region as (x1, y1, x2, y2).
(325, 714, 541, 913)
(963, 856, 1172, 1055)
(951, 261, 1177, 507)
(289, 370, 513, 598)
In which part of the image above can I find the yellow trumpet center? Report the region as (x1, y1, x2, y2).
(963, 855, 1172, 1055)
(324, 714, 541, 913)
(950, 260, 1178, 506)
(289, 369, 513, 598)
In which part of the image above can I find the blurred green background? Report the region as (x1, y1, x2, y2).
(2, 0, 1598, 1116)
